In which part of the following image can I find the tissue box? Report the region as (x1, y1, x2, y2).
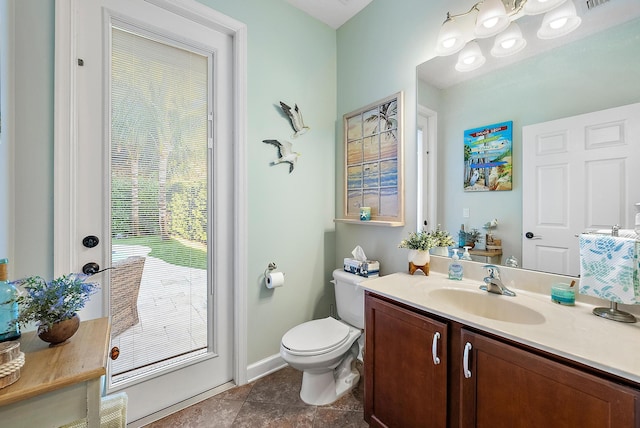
(343, 258, 380, 278)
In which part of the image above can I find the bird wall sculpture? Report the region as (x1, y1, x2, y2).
(263, 139, 301, 173)
(279, 101, 310, 138)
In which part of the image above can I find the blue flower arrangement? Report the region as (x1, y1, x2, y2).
(9, 273, 99, 332)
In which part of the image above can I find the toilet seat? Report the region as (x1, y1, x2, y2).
(282, 317, 351, 356)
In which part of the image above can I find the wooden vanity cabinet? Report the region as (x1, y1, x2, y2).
(365, 293, 448, 428)
(364, 292, 640, 428)
(460, 329, 640, 428)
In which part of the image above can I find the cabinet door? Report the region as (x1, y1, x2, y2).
(460, 329, 640, 428)
(365, 294, 448, 428)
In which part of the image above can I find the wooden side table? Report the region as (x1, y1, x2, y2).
(0, 318, 110, 427)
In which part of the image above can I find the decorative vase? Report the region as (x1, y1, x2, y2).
(408, 249, 430, 266)
(37, 314, 80, 346)
(431, 247, 449, 257)
(408, 250, 430, 276)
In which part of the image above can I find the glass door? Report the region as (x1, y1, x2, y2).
(109, 26, 210, 383)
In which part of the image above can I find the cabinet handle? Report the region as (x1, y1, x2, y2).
(463, 342, 473, 378)
(431, 331, 441, 365)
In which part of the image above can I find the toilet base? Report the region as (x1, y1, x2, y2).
(299, 344, 360, 406)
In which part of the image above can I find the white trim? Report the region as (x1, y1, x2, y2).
(417, 104, 438, 230)
(0, 0, 16, 262)
(145, 0, 245, 35)
(53, 0, 78, 277)
(54, 0, 249, 390)
(232, 25, 249, 387)
(146, 0, 249, 390)
(247, 354, 288, 384)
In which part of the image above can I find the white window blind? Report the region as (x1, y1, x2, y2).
(109, 27, 210, 382)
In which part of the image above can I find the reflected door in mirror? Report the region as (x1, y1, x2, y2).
(522, 102, 640, 276)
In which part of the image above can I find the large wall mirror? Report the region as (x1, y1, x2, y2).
(417, 1, 640, 277)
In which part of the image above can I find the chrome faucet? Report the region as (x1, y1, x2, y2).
(480, 265, 516, 296)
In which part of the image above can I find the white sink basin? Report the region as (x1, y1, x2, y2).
(428, 288, 546, 325)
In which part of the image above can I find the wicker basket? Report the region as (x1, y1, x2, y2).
(0, 341, 24, 389)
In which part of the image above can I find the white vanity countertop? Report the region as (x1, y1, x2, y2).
(361, 272, 640, 385)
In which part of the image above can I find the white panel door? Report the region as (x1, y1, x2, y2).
(522, 102, 640, 276)
(73, 0, 234, 422)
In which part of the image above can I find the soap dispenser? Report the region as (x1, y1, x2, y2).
(461, 246, 473, 261)
(449, 249, 463, 280)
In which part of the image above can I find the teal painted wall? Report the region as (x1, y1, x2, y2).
(10, 0, 336, 366)
(12, 0, 54, 279)
(335, 0, 446, 273)
(198, 0, 337, 364)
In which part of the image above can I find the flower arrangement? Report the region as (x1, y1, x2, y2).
(399, 225, 454, 251)
(9, 273, 99, 332)
(431, 225, 455, 248)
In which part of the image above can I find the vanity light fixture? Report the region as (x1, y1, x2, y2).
(435, 0, 581, 68)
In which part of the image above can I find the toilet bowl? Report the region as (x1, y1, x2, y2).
(279, 269, 370, 405)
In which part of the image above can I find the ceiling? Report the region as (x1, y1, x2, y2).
(285, 0, 372, 29)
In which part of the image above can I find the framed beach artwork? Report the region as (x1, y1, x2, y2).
(341, 92, 404, 226)
(464, 121, 513, 192)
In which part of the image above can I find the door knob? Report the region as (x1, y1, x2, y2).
(110, 346, 120, 360)
(525, 232, 542, 240)
(82, 235, 100, 248)
(82, 262, 100, 275)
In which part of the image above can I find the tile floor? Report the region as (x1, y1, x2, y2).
(144, 366, 369, 427)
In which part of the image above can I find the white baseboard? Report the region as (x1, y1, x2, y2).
(247, 354, 287, 383)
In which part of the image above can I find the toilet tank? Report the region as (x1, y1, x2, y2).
(332, 269, 369, 329)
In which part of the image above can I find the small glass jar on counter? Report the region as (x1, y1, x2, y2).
(551, 283, 575, 306)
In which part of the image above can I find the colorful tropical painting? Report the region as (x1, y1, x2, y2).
(464, 121, 513, 192)
(344, 93, 403, 222)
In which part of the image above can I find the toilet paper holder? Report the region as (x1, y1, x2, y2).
(264, 262, 285, 288)
(264, 262, 278, 277)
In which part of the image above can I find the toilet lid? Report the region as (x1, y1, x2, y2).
(282, 317, 351, 356)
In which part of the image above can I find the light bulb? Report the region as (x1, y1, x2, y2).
(491, 22, 527, 57)
(464, 56, 477, 65)
(436, 17, 466, 55)
(501, 38, 516, 49)
(549, 17, 568, 29)
(483, 17, 499, 29)
(443, 38, 457, 49)
(475, 0, 509, 38)
(537, 0, 581, 39)
(455, 41, 486, 72)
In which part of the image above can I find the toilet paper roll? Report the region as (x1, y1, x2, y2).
(266, 271, 285, 289)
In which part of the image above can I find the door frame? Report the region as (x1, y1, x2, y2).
(417, 104, 438, 232)
(53, 0, 248, 386)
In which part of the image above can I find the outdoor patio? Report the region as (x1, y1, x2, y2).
(109, 244, 208, 383)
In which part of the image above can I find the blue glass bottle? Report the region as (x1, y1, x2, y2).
(0, 258, 20, 342)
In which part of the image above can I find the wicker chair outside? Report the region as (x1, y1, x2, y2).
(110, 256, 146, 337)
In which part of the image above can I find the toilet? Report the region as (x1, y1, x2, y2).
(280, 269, 370, 405)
